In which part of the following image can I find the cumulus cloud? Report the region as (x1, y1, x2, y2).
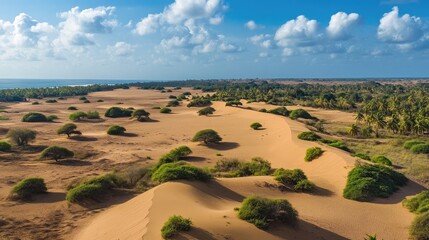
(250, 34, 273, 49)
(275, 15, 320, 48)
(107, 42, 135, 57)
(327, 12, 360, 40)
(56, 6, 117, 46)
(245, 20, 258, 30)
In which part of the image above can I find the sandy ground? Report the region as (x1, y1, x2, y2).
(0, 88, 426, 240)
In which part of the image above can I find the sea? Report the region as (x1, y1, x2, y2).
(0, 79, 151, 90)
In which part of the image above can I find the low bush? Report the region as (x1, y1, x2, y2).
(267, 107, 289, 116)
(10, 177, 47, 200)
(298, 131, 321, 141)
(45, 99, 57, 103)
(198, 107, 215, 116)
(104, 107, 133, 118)
(293, 179, 316, 192)
(225, 100, 242, 107)
(289, 109, 314, 120)
(371, 155, 393, 166)
(31, 101, 40, 105)
(404, 140, 426, 149)
(79, 96, 87, 101)
(151, 162, 211, 183)
(352, 152, 371, 161)
(259, 108, 267, 112)
(86, 111, 100, 119)
(107, 125, 126, 135)
(40, 146, 74, 162)
(250, 122, 262, 130)
(160, 107, 172, 114)
(238, 196, 298, 229)
(403, 190, 429, 214)
(327, 140, 350, 152)
(6, 128, 37, 146)
(47, 115, 58, 121)
(0, 140, 11, 151)
(343, 164, 407, 201)
(97, 99, 104, 102)
(212, 158, 271, 177)
(166, 100, 180, 107)
(304, 147, 324, 161)
(22, 112, 48, 122)
(192, 129, 222, 144)
(131, 109, 150, 121)
(409, 211, 429, 240)
(187, 98, 212, 107)
(274, 168, 315, 192)
(69, 111, 88, 121)
(152, 146, 193, 170)
(161, 215, 192, 239)
(410, 143, 429, 154)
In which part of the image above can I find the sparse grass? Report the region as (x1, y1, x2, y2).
(410, 211, 429, 240)
(212, 157, 271, 177)
(403, 190, 429, 214)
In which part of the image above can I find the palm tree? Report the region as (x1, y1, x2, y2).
(374, 113, 386, 138)
(347, 124, 361, 137)
(355, 111, 365, 124)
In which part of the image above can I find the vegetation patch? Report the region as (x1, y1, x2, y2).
(371, 155, 393, 166)
(160, 107, 172, 114)
(57, 123, 81, 138)
(343, 164, 407, 201)
(161, 215, 192, 239)
(267, 107, 289, 116)
(409, 211, 429, 240)
(289, 109, 315, 120)
(297, 131, 321, 141)
(107, 125, 126, 135)
(131, 109, 150, 121)
(40, 146, 74, 162)
(404, 140, 427, 149)
(273, 168, 315, 192)
(104, 107, 133, 118)
(237, 196, 298, 229)
(192, 129, 222, 144)
(152, 146, 193, 171)
(403, 190, 429, 214)
(0, 140, 11, 151)
(6, 128, 37, 146)
(212, 157, 271, 177)
(22, 112, 48, 122)
(304, 147, 324, 161)
(352, 152, 371, 161)
(187, 97, 212, 107)
(198, 107, 216, 116)
(151, 161, 211, 183)
(410, 143, 429, 154)
(250, 122, 262, 130)
(9, 177, 47, 200)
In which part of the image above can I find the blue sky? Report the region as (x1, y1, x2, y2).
(0, 0, 428, 80)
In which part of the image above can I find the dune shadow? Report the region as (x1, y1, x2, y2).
(30, 192, 66, 203)
(193, 180, 245, 203)
(76, 189, 138, 209)
(51, 159, 92, 166)
(372, 179, 427, 204)
(121, 132, 139, 137)
(268, 219, 348, 240)
(185, 156, 206, 162)
(206, 142, 240, 151)
(277, 185, 333, 197)
(69, 135, 98, 141)
(175, 227, 217, 240)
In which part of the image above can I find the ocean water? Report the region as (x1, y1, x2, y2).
(0, 79, 146, 89)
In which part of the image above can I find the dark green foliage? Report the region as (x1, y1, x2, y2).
(152, 106, 161, 109)
(352, 152, 371, 161)
(132, 109, 150, 121)
(0, 140, 12, 151)
(293, 179, 316, 192)
(10, 178, 47, 200)
(297, 131, 321, 141)
(68, 106, 78, 110)
(86, 111, 100, 119)
(214, 157, 271, 177)
(250, 122, 262, 130)
(107, 125, 126, 135)
(31, 101, 40, 105)
(403, 190, 429, 214)
(153, 146, 193, 170)
(225, 100, 242, 107)
(259, 108, 267, 112)
(57, 123, 81, 137)
(410, 144, 429, 154)
(187, 97, 212, 107)
(168, 95, 177, 99)
(69, 111, 88, 121)
(83, 99, 90, 103)
(327, 140, 350, 152)
(267, 107, 289, 116)
(191, 129, 222, 144)
(410, 211, 429, 240)
(238, 196, 298, 229)
(6, 128, 37, 146)
(304, 147, 324, 161)
(97, 99, 104, 102)
(22, 112, 48, 122)
(161, 215, 192, 239)
(343, 164, 407, 201)
(47, 115, 58, 121)
(105, 107, 133, 118)
(371, 155, 393, 166)
(166, 100, 180, 107)
(198, 107, 215, 116)
(273, 168, 315, 192)
(160, 107, 172, 113)
(289, 109, 314, 119)
(40, 146, 74, 161)
(404, 140, 427, 149)
(151, 162, 211, 183)
(45, 99, 57, 103)
(79, 96, 87, 100)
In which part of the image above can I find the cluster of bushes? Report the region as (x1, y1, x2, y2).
(187, 97, 212, 107)
(267, 107, 289, 116)
(403, 190, 429, 240)
(198, 107, 215, 116)
(45, 99, 57, 103)
(304, 147, 324, 161)
(403, 140, 429, 154)
(151, 161, 211, 183)
(289, 109, 315, 120)
(0, 140, 11, 151)
(9, 177, 47, 200)
(166, 100, 180, 107)
(343, 164, 407, 201)
(237, 196, 298, 229)
(212, 157, 271, 177)
(274, 168, 315, 192)
(152, 146, 193, 170)
(225, 100, 242, 107)
(40, 146, 74, 162)
(69, 111, 100, 121)
(104, 107, 133, 118)
(107, 125, 126, 135)
(298, 131, 321, 141)
(298, 131, 351, 152)
(66, 174, 126, 204)
(22, 112, 55, 122)
(161, 215, 192, 239)
(352, 152, 371, 161)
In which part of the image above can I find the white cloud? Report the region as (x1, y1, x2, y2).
(378, 6, 423, 43)
(56, 6, 117, 46)
(245, 20, 258, 30)
(134, 14, 161, 36)
(275, 15, 320, 48)
(327, 12, 360, 40)
(250, 34, 273, 49)
(107, 42, 135, 57)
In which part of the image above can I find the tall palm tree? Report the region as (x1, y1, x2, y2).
(348, 124, 361, 137)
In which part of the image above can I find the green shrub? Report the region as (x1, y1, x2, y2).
(212, 158, 271, 177)
(298, 131, 321, 141)
(40, 146, 74, 162)
(57, 123, 81, 137)
(151, 162, 211, 183)
(45, 99, 57, 103)
(10, 177, 47, 200)
(160, 107, 172, 114)
(343, 164, 407, 201)
(69, 111, 88, 121)
(289, 109, 314, 119)
(79, 96, 87, 101)
(273, 168, 315, 192)
(198, 107, 215, 116)
(213, 158, 241, 172)
(371, 155, 393, 166)
(238, 196, 298, 229)
(403, 190, 429, 214)
(404, 140, 426, 149)
(31, 101, 40, 105)
(105, 107, 133, 118)
(259, 108, 267, 112)
(107, 125, 126, 135)
(22, 112, 48, 122)
(66, 183, 104, 203)
(410, 211, 429, 240)
(97, 99, 104, 102)
(328, 140, 350, 152)
(304, 147, 324, 161)
(161, 215, 192, 239)
(267, 107, 289, 116)
(152, 146, 193, 170)
(0, 116, 9, 120)
(250, 122, 262, 130)
(192, 129, 222, 144)
(410, 144, 429, 154)
(152, 106, 161, 109)
(293, 179, 316, 192)
(83, 100, 91, 103)
(187, 98, 212, 107)
(86, 111, 100, 119)
(168, 95, 177, 99)
(225, 100, 242, 107)
(6, 128, 37, 146)
(47, 115, 58, 121)
(0, 140, 11, 151)
(166, 100, 180, 107)
(352, 152, 371, 161)
(132, 109, 150, 121)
